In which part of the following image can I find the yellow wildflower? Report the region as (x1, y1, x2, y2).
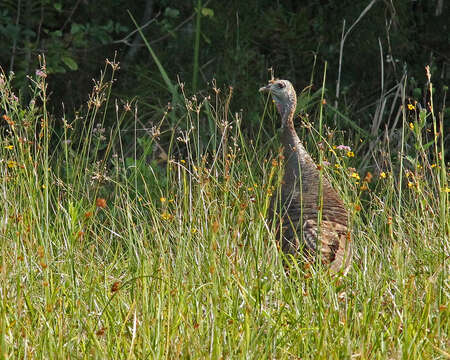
(407, 104, 415, 111)
(351, 172, 360, 180)
(4, 145, 13, 150)
(347, 151, 355, 157)
(161, 212, 173, 221)
(409, 122, 414, 130)
(380, 172, 387, 179)
(7, 160, 17, 168)
(334, 163, 341, 169)
(407, 181, 414, 188)
(160, 197, 166, 203)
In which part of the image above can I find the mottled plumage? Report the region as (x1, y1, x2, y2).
(260, 79, 351, 274)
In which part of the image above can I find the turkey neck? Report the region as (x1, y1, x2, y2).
(279, 102, 317, 181)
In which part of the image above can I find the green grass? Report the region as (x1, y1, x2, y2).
(0, 62, 448, 359)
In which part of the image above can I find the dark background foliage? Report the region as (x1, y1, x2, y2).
(1, 0, 448, 152)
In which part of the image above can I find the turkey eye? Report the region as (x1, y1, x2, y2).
(278, 82, 285, 89)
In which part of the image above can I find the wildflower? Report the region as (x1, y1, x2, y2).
(354, 204, 361, 211)
(4, 145, 13, 150)
(409, 122, 414, 130)
(407, 181, 414, 188)
(161, 211, 173, 221)
(96, 328, 107, 337)
(35, 69, 47, 78)
(191, 228, 197, 235)
(380, 172, 387, 179)
(7, 160, 17, 168)
(334, 163, 341, 169)
(443, 187, 450, 193)
(347, 151, 355, 157)
(111, 281, 120, 293)
(336, 145, 351, 152)
(180, 159, 186, 164)
(364, 172, 373, 183)
(160, 197, 166, 203)
(351, 172, 360, 180)
(431, 164, 437, 168)
(360, 183, 368, 191)
(407, 104, 415, 111)
(96, 198, 107, 208)
(84, 211, 93, 219)
(2, 115, 14, 126)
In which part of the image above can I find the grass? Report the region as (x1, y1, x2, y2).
(0, 60, 448, 359)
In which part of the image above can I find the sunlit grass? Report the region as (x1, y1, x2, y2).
(0, 62, 448, 359)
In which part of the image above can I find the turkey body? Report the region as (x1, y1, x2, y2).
(260, 79, 351, 274)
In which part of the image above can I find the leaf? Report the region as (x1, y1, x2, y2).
(201, 7, 214, 17)
(423, 140, 435, 150)
(405, 155, 415, 165)
(128, 11, 180, 105)
(71, 23, 84, 35)
(62, 56, 78, 71)
(201, 32, 211, 44)
(54, 3, 62, 12)
(164, 8, 180, 18)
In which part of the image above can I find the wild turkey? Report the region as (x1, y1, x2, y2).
(260, 79, 351, 274)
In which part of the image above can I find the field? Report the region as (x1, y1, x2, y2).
(0, 61, 448, 359)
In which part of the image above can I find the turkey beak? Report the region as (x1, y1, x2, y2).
(259, 84, 271, 93)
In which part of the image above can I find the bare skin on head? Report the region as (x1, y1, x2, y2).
(260, 79, 352, 274)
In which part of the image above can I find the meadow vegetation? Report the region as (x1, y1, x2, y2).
(0, 51, 448, 359)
